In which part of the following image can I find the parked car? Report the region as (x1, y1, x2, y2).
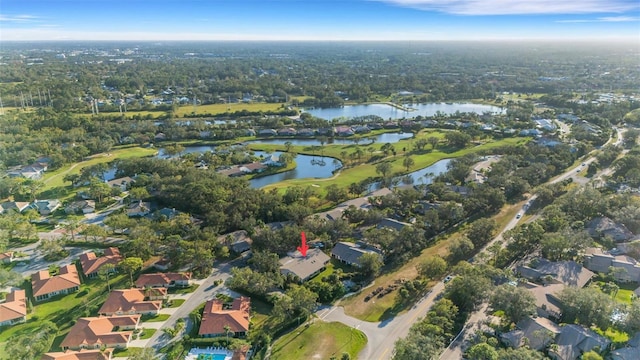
(443, 275, 454, 283)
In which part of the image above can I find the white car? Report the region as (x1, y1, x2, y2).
(516, 213, 522, 219)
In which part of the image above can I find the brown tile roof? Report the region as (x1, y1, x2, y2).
(199, 297, 250, 336)
(60, 315, 139, 349)
(80, 248, 122, 276)
(0, 251, 14, 262)
(32, 264, 81, 298)
(41, 349, 113, 360)
(134, 272, 191, 288)
(98, 289, 162, 315)
(0, 289, 27, 323)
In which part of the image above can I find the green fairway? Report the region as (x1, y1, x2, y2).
(270, 321, 366, 360)
(174, 102, 289, 116)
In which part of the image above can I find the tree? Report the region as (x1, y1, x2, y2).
(490, 285, 536, 324)
(284, 141, 293, 152)
(88, 178, 111, 203)
(447, 236, 474, 264)
(403, 156, 415, 171)
(376, 162, 392, 178)
(393, 333, 443, 360)
(414, 138, 428, 151)
(120, 257, 143, 287)
(129, 186, 150, 200)
(581, 351, 603, 360)
(0, 267, 23, 288)
(557, 287, 615, 329)
(466, 343, 498, 360)
(224, 324, 232, 343)
(427, 136, 439, 150)
(273, 284, 318, 324)
(38, 237, 68, 261)
(417, 256, 447, 280)
(63, 215, 83, 241)
(444, 131, 471, 148)
(467, 218, 497, 248)
(98, 263, 116, 292)
(82, 224, 108, 242)
(325, 184, 348, 203)
(359, 253, 384, 278)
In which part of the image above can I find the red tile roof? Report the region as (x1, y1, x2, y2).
(134, 272, 191, 288)
(0, 289, 27, 323)
(32, 264, 81, 298)
(80, 248, 122, 276)
(199, 297, 250, 336)
(60, 315, 140, 349)
(98, 289, 162, 315)
(41, 349, 113, 360)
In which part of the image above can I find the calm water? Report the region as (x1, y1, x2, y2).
(249, 151, 340, 188)
(368, 158, 452, 191)
(247, 132, 413, 146)
(157, 145, 218, 158)
(305, 103, 504, 120)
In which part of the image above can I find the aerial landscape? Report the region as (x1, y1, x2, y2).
(0, 1, 639, 360)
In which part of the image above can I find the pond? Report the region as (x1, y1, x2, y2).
(247, 132, 413, 147)
(305, 102, 504, 120)
(368, 158, 452, 191)
(157, 145, 341, 188)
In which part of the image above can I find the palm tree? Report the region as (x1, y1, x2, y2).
(98, 263, 116, 292)
(224, 324, 232, 344)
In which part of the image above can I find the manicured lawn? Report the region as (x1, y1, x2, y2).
(141, 313, 170, 322)
(270, 321, 366, 360)
(168, 299, 186, 308)
(310, 260, 353, 284)
(138, 328, 157, 339)
(40, 146, 157, 191)
(168, 284, 199, 294)
(112, 347, 144, 358)
(174, 102, 288, 116)
(249, 298, 273, 331)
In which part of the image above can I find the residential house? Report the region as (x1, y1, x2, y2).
(31, 199, 61, 215)
(587, 217, 634, 242)
(32, 264, 81, 302)
(106, 177, 135, 192)
(583, 247, 640, 283)
(501, 316, 561, 350)
(520, 282, 565, 319)
(297, 128, 315, 136)
(611, 332, 640, 360)
(258, 129, 277, 137)
(154, 207, 180, 220)
(41, 349, 113, 360)
(154, 133, 166, 141)
(218, 230, 253, 254)
(549, 324, 610, 360)
(127, 200, 151, 217)
(65, 200, 96, 214)
(331, 242, 382, 267)
(335, 126, 354, 137)
(239, 162, 267, 174)
(0, 289, 27, 326)
(0, 251, 15, 264)
(535, 119, 557, 131)
(98, 289, 164, 316)
(217, 166, 245, 177)
(1, 201, 31, 214)
(353, 125, 371, 134)
(60, 315, 140, 350)
(262, 154, 283, 167)
(377, 218, 412, 232)
(199, 297, 251, 338)
(279, 248, 330, 282)
(135, 272, 192, 288)
(277, 128, 297, 136)
(80, 248, 123, 278)
(517, 259, 594, 288)
(317, 127, 335, 136)
(245, 129, 256, 137)
(153, 258, 172, 271)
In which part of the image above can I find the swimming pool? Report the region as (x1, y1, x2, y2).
(196, 354, 227, 360)
(186, 348, 232, 360)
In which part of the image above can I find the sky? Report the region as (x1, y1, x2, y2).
(1, 0, 639, 41)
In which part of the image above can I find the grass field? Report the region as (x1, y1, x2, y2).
(168, 299, 186, 308)
(270, 321, 366, 360)
(174, 102, 289, 117)
(138, 328, 157, 339)
(141, 313, 171, 322)
(73, 110, 167, 119)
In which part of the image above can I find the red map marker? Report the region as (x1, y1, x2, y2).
(297, 231, 309, 257)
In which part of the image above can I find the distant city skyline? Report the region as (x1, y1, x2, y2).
(1, 0, 639, 41)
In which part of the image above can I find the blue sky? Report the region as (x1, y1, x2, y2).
(1, 0, 639, 41)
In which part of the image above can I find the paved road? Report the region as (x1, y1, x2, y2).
(145, 262, 236, 350)
(316, 282, 446, 360)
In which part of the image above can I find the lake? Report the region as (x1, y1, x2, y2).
(368, 158, 452, 191)
(305, 103, 504, 120)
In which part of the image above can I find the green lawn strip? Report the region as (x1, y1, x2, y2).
(168, 299, 186, 308)
(270, 321, 366, 360)
(72, 110, 167, 119)
(141, 313, 170, 322)
(174, 102, 288, 116)
(112, 347, 144, 358)
(41, 146, 158, 191)
(249, 298, 273, 331)
(138, 328, 157, 339)
(168, 284, 199, 295)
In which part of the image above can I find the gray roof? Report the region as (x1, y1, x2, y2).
(331, 242, 381, 267)
(552, 324, 610, 360)
(515, 316, 561, 350)
(279, 248, 330, 281)
(377, 218, 411, 232)
(518, 259, 594, 288)
(218, 230, 252, 254)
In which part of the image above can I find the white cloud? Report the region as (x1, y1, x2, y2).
(0, 14, 40, 23)
(375, 0, 639, 15)
(556, 16, 640, 23)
